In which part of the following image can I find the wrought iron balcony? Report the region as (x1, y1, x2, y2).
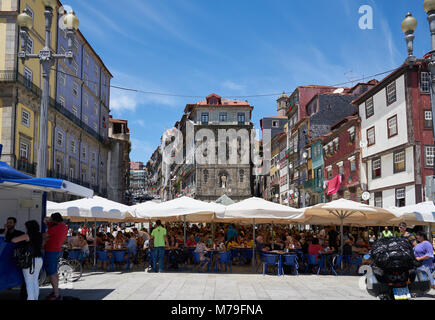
(17, 160, 36, 175)
(0, 70, 109, 146)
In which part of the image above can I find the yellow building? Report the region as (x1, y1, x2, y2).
(0, 0, 58, 174)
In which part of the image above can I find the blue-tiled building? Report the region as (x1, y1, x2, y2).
(52, 25, 112, 201)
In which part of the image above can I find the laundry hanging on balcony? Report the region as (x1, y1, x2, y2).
(327, 175, 342, 195)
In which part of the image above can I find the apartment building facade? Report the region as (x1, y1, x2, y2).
(353, 63, 434, 208)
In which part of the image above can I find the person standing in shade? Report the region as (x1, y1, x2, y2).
(151, 220, 168, 273)
(381, 227, 394, 238)
(43, 213, 68, 301)
(413, 232, 435, 290)
(0, 217, 24, 243)
(10, 221, 43, 301)
(398, 222, 414, 243)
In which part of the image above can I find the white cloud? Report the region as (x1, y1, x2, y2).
(110, 91, 139, 113)
(222, 80, 246, 91)
(130, 137, 156, 162)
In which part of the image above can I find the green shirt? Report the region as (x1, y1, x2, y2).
(382, 230, 394, 238)
(151, 226, 167, 247)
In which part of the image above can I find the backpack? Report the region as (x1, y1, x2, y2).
(13, 242, 35, 274)
(370, 237, 416, 270)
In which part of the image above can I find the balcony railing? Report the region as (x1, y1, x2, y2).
(303, 178, 321, 190)
(17, 160, 36, 175)
(0, 70, 109, 146)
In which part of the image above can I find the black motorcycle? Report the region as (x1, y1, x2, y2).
(364, 237, 432, 300)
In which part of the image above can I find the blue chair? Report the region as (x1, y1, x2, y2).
(305, 254, 320, 274)
(281, 254, 299, 276)
(333, 255, 345, 274)
(240, 249, 253, 265)
(216, 252, 232, 273)
(193, 252, 209, 272)
(346, 255, 362, 274)
(262, 254, 281, 276)
(96, 251, 114, 271)
(230, 249, 240, 264)
(68, 250, 81, 260)
(113, 250, 130, 271)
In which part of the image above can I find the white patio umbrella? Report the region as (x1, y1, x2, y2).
(137, 197, 225, 247)
(47, 196, 134, 267)
(47, 196, 133, 222)
(139, 196, 226, 223)
(303, 199, 397, 253)
(387, 202, 435, 225)
(216, 197, 305, 224)
(216, 197, 306, 272)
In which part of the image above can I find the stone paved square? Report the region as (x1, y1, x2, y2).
(1, 269, 434, 300)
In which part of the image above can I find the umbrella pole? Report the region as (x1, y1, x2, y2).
(340, 218, 344, 255)
(212, 222, 215, 245)
(94, 218, 97, 267)
(184, 216, 187, 247)
(252, 219, 255, 273)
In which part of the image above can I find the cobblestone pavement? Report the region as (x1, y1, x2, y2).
(1, 269, 434, 300)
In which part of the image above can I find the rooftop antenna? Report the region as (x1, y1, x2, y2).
(344, 70, 355, 87)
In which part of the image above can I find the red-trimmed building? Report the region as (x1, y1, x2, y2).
(323, 116, 363, 202)
(352, 62, 435, 207)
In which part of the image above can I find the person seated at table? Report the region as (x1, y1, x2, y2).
(320, 240, 335, 254)
(308, 238, 323, 258)
(216, 235, 227, 252)
(352, 239, 369, 254)
(186, 234, 196, 247)
(226, 237, 240, 250)
(77, 234, 90, 265)
(68, 231, 80, 248)
(96, 233, 106, 250)
(255, 236, 270, 253)
(286, 236, 302, 250)
(194, 236, 211, 272)
(273, 236, 286, 251)
(114, 232, 125, 249)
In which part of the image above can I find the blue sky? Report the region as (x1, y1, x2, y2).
(65, 0, 433, 163)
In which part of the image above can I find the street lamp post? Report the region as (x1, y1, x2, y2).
(17, 0, 79, 178)
(402, 0, 435, 241)
(402, 1, 435, 189)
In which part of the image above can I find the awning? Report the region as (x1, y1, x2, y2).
(0, 161, 93, 197)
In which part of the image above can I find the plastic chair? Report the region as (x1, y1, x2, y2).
(281, 254, 299, 276)
(305, 254, 320, 274)
(333, 255, 345, 274)
(262, 254, 281, 276)
(342, 255, 362, 274)
(193, 252, 209, 272)
(96, 251, 114, 271)
(240, 249, 253, 265)
(113, 250, 130, 271)
(230, 249, 240, 264)
(68, 250, 81, 260)
(216, 251, 232, 273)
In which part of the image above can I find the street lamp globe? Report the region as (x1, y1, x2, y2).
(401, 12, 418, 34)
(424, 0, 435, 14)
(42, 0, 57, 9)
(17, 10, 33, 30)
(64, 11, 80, 30)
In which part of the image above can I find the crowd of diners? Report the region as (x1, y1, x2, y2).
(62, 222, 427, 273)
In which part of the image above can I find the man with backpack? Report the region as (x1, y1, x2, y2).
(43, 213, 68, 301)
